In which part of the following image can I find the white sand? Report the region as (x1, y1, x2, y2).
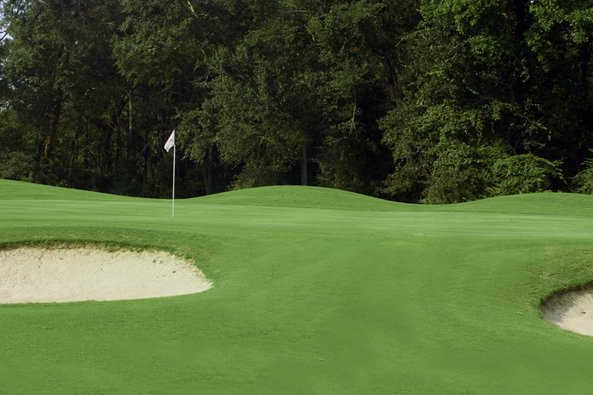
(542, 288, 593, 336)
(0, 247, 212, 304)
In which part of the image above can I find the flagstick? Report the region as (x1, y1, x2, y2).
(172, 144, 176, 217)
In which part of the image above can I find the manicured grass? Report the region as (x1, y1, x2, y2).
(1, 178, 593, 394)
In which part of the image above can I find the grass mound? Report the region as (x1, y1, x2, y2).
(193, 185, 410, 210)
(0, 179, 134, 201)
(2, 180, 593, 394)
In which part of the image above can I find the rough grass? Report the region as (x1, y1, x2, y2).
(2, 179, 593, 394)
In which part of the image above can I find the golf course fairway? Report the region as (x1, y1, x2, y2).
(2, 178, 593, 394)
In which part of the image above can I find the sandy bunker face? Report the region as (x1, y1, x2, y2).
(542, 288, 593, 336)
(0, 247, 212, 304)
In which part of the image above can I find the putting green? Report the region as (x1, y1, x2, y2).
(1, 179, 593, 394)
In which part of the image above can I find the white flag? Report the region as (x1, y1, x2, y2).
(164, 130, 175, 152)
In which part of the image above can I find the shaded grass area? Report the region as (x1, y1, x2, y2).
(2, 179, 593, 394)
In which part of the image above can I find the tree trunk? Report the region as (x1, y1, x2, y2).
(68, 126, 78, 184)
(384, 57, 398, 101)
(45, 98, 63, 160)
(206, 146, 214, 194)
(201, 147, 214, 195)
(512, 0, 533, 106)
(37, 97, 63, 183)
(301, 143, 308, 186)
(581, 40, 590, 99)
(142, 130, 149, 193)
(129, 91, 132, 137)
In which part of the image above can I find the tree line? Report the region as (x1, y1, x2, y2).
(1, 0, 592, 203)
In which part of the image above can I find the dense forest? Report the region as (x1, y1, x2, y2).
(0, 0, 592, 203)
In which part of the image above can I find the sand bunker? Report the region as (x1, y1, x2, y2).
(542, 287, 593, 336)
(0, 247, 212, 304)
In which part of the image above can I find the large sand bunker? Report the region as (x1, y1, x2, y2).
(0, 247, 212, 304)
(542, 287, 593, 336)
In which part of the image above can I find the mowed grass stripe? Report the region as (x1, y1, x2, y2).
(1, 179, 593, 394)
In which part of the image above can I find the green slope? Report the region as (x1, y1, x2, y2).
(193, 185, 411, 211)
(0, 179, 138, 201)
(1, 180, 593, 395)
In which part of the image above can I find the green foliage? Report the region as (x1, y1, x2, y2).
(0, 151, 32, 180)
(424, 141, 504, 203)
(490, 154, 563, 196)
(1, 0, 593, 203)
(3, 0, 133, 190)
(573, 154, 593, 194)
(380, 0, 593, 203)
(209, 28, 311, 187)
(0, 108, 33, 180)
(306, 1, 418, 193)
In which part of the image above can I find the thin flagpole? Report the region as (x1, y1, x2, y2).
(172, 144, 176, 217)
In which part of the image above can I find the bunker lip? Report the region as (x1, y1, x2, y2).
(542, 285, 593, 336)
(0, 246, 212, 304)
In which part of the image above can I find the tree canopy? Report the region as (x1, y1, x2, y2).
(1, 0, 592, 202)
